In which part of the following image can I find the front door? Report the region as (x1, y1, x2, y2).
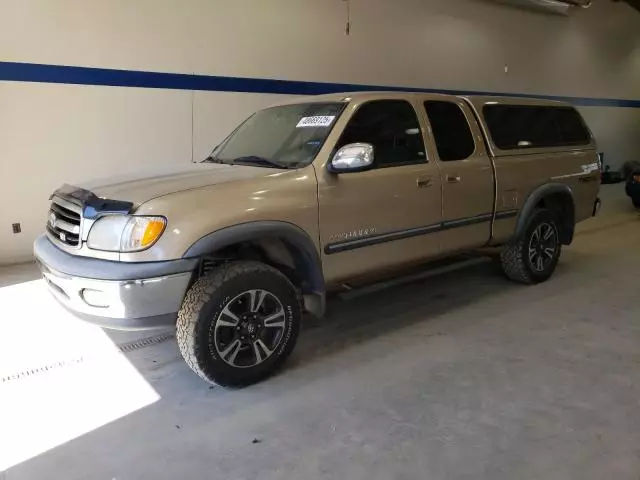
(423, 99, 495, 253)
(316, 99, 443, 285)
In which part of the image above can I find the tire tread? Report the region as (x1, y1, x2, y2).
(499, 234, 534, 284)
(176, 261, 296, 386)
(499, 208, 560, 285)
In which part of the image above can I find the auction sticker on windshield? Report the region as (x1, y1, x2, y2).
(296, 116, 336, 128)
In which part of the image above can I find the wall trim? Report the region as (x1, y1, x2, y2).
(1, 61, 639, 108)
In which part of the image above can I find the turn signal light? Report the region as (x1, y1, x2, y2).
(141, 220, 166, 247)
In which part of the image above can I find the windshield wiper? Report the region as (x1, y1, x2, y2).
(202, 155, 229, 164)
(230, 156, 286, 169)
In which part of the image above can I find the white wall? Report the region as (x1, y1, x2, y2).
(1, 0, 639, 264)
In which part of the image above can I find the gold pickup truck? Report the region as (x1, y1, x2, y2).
(34, 91, 601, 386)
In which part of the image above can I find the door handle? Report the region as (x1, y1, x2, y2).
(416, 177, 433, 188)
(446, 174, 461, 183)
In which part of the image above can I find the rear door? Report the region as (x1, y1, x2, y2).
(423, 99, 495, 253)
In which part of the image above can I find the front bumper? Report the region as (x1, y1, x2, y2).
(34, 235, 197, 330)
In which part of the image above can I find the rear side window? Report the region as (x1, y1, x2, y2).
(554, 107, 591, 145)
(424, 101, 475, 161)
(483, 104, 591, 150)
(336, 100, 426, 167)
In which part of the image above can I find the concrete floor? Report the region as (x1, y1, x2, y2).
(1, 185, 639, 480)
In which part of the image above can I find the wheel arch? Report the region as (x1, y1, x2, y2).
(182, 221, 326, 317)
(515, 183, 576, 245)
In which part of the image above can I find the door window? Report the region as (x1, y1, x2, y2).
(424, 101, 476, 162)
(336, 100, 426, 167)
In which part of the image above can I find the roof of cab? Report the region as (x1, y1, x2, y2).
(271, 90, 573, 109)
(463, 94, 571, 109)
(274, 91, 449, 105)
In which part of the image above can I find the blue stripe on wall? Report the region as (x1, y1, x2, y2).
(1, 61, 639, 108)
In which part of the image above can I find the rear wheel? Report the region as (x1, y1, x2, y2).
(176, 261, 301, 387)
(500, 209, 562, 284)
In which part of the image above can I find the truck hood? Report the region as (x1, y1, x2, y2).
(79, 162, 282, 206)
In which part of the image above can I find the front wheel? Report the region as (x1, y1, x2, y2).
(176, 261, 301, 387)
(499, 209, 562, 285)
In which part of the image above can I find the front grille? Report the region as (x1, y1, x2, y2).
(46, 198, 82, 247)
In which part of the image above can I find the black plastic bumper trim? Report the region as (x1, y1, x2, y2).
(34, 235, 198, 281)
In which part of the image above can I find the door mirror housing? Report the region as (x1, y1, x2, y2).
(328, 143, 374, 173)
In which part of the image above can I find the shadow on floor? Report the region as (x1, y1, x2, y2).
(112, 257, 525, 399)
(0, 262, 40, 288)
(103, 239, 610, 395)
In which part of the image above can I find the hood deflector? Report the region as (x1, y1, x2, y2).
(52, 184, 134, 219)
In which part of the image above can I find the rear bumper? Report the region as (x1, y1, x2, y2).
(34, 235, 197, 330)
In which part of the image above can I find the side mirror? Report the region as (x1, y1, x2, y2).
(328, 143, 374, 173)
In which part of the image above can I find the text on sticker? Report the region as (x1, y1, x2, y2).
(296, 116, 336, 128)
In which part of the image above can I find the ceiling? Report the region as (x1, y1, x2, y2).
(492, 0, 640, 14)
(489, 0, 585, 15)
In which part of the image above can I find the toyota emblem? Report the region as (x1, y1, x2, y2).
(49, 212, 57, 228)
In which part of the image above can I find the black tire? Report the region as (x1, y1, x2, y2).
(176, 261, 301, 387)
(499, 209, 562, 285)
(622, 161, 640, 180)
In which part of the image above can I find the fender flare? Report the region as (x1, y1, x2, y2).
(182, 220, 325, 299)
(514, 183, 575, 243)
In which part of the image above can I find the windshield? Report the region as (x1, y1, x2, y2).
(207, 102, 346, 169)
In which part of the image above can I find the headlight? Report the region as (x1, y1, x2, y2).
(87, 215, 166, 252)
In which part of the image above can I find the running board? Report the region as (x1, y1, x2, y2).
(337, 254, 490, 301)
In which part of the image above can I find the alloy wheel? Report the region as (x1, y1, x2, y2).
(528, 222, 558, 272)
(213, 289, 287, 368)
